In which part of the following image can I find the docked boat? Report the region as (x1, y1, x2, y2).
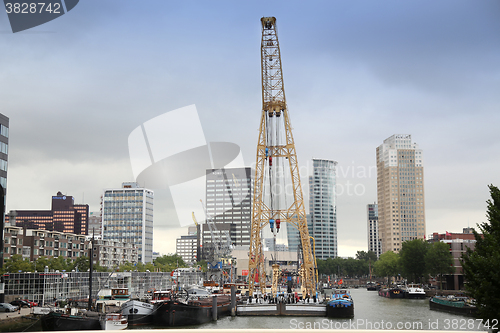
(366, 281, 379, 291)
(378, 286, 405, 298)
(429, 296, 477, 316)
(100, 313, 128, 330)
(404, 284, 426, 299)
(326, 290, 354, 318)
(154, 294, 231, 326)
(121, 299, 155, 326)
(237, 293, 326, 316)
(149, 289, 172, 305)
(96, 288, 131, 313)
(40, 310, 101, 331)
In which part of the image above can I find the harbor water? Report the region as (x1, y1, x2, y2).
(132, 288, 490, 331)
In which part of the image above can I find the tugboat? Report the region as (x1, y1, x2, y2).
(121, 289, 171, 326)
(326, 290, 354, 318)
(121, 299, 155, 326)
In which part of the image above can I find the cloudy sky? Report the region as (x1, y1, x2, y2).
(1, 0, 499, 258)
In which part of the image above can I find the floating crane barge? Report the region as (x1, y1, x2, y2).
(237, 16, 326, 317)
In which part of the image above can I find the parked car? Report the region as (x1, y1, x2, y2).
(10, 300, 30, 308)
(23, 300, 38, 307)
(0, 303, 17, 312)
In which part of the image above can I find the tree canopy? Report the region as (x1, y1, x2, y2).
(317, 256, 369, 278)
(462, 184, 500, 322)
(373, 251, 399, 282)
(1, 253, 188, 274)
(425, 241, 454, 289)
(399, 239, 429, 283)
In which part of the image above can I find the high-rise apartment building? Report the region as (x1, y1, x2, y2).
(308, 159, 338, 260)
(367, 203, 382, 258)
(376, 134, 426, 253)
(102, 182, 154, 264)
(205, 167, 252, 247)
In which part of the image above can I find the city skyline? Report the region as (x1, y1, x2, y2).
(2, 1, 499, 258)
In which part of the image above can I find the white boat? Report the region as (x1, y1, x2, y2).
(100, 313, 128, 330)
(121, 299, 154, 326)
(404, 284, 426, 299)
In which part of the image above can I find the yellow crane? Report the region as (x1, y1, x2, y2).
(248, 17, 316, 297)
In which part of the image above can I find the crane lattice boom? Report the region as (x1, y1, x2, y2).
(248, 16, 316, 296)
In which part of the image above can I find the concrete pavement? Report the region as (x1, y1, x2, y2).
(0, 306, 32, 321)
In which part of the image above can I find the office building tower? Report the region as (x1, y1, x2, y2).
(367, 203, 382, 258)
(308, 159, 338, 260)
(8, 192, 89, 235)
(205, 167, 252, 247)
(102, 182, 154, 263)
(376, 134, 426, 253)
(175, 226, 199, 265)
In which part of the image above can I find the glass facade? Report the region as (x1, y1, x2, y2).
(102, 183, 154, 263)
(205, 167, 252, 247)
(3, 271, 202, 305)
(308, 159, 338, 260)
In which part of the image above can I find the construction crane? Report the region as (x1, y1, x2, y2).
(248, 17, 316, 297)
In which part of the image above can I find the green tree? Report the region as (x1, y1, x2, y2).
(118, 261, 136, 272)
(399, 239, 430, 283)
(373, 251, 399, 284)
(72, 256, 90, 272)
(426, 241, 455, 290)
(154, 254, 187, 272)
(462, 185, 500, 323)
(356, 250, 378, 263)
(2, 254, 34, 273)
(49, 256, 72, 271)
(33, 256, 51, 272)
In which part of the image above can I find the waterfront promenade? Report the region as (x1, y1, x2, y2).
(0, 306, 31, 320)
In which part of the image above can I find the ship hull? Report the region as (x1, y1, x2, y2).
(40, 312, 101, 331)
(429, 297, 477, 317)
(121, 300, 154, 326)
(326, 302, 354, 318)
(154, 296, 231, 327)
(378, 288, 405, 298)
